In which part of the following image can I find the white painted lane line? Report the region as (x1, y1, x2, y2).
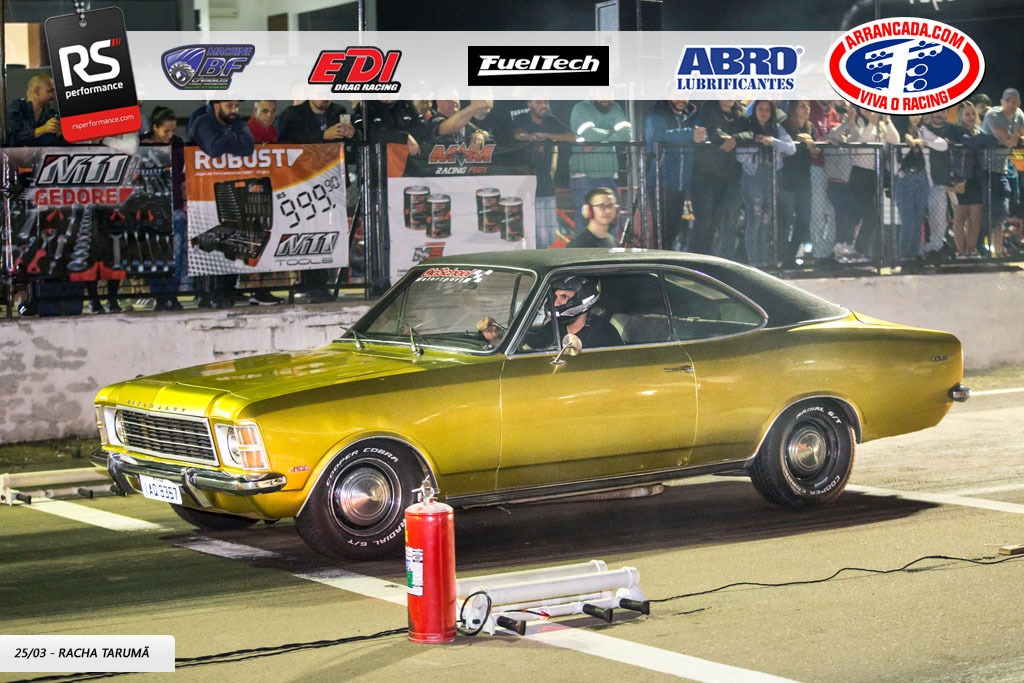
(848, 485, 1024, 515)
(949, 482, 1024, 497)
(297, 568, 407, 606)
(970, 388, 1024, 396)
(527, 625, 800, 683)
(20, 497, 165, 532)
(174, 536, 279, 559)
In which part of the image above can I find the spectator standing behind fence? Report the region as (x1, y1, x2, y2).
(430, 93, 493, 148)
(893, 114, 946, 266)
(828, 107, 899, 261)
(6, 73, 64, 146)
(277, 98, 358, 303)
(567, 187, 618, 248)
(352, 100, 425, 178)
(690, 100, 745, 258)
(735, 101, 796, 267)
(187, 100, 254, 308)
(980, 88, 1024, 258)
(808, 101, 842, 259)
(951, 102, 984, 258)
(248, 100, 278, 143)
(922, 108, 961, 261)
(569, 92, 632, 235)
(644, 99, 705, 251)
(513, 100, 576, 249)
(779, 100, 818, 265)
(141, 106, 186, 311)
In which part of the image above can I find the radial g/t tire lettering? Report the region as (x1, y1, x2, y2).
(748, 400, 856, 508)
(295, 440, 425, 560)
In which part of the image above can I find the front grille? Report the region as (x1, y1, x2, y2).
(118, 409, 218, 464)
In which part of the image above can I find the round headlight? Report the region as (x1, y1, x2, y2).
(225, 428, 240, 463)
(113, 411, 127, 444)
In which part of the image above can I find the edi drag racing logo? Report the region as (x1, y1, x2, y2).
(675, 46, 801, 92)
(161, 45, 255, 90)
(308, 48, 402, 93)
(44, 7, 141, 143)
(467, 46, 609, 86)
(826, 18, 985, 115)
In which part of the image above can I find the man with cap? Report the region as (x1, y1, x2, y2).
(980, 87, 1023, 256)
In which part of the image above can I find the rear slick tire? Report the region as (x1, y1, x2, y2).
(748, 400, 855, 508)
(295, 441, 424, 560)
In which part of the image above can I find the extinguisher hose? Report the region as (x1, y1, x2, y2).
(457, 590, 492, 637)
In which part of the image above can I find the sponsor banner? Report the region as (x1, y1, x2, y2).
(467, 46, 610, 86)
(826, 17, 985, 115)
(45, 8, 141, 142)
(405, 143, 528, 178)
(184, 143, 348, 275)
(3, 145, 173, 281)
(388, 175, 537, 283)
(162, 44, 255, 90)
(124, 31, 846, 100)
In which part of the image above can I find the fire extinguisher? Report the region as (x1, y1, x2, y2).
(405, 477, 456, 643)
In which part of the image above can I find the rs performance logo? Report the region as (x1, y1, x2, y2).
(676, 46, 801, 92)
(826, 18, 985, 115)
(308, 48, 401, 93)
(467, 46, 609, 86)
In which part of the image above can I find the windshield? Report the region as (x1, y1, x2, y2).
(354, 267, 537, 352)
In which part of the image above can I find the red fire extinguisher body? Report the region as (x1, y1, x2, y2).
(405, 498, 456, 643)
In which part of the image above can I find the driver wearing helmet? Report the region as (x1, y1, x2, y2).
(546, 274, 622, 348)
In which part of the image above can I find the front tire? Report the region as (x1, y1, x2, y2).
(295, 440, 424, 560)
(171, 504, 259, 531)
(748, 400, 855, 508)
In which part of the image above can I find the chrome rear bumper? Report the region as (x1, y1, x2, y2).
(91, 448, 286, 507)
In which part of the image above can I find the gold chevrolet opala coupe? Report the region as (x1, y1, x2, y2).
(92, 249, 969, 559)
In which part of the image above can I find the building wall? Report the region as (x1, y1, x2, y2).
(1, 269, 1022, 443)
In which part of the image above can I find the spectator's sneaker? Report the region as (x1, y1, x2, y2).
(153, 298, 169, 312)
(211, 296, 235, 309)
(249, 288, 283, 306)
(107, 300, 122, 313)
(90, 300, 107, 314)
(167, 298, 184, 311)
(196, 296, 214, 309)
(832, 242, 855, 258)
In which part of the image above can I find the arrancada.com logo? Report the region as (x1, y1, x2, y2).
(826, 17, 985, 115)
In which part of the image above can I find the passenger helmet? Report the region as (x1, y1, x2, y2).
(550, 275, 599, 321)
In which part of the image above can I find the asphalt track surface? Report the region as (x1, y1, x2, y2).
(2, 389, 1023, 683)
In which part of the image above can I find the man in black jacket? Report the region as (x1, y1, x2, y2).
(690, 101, 746, 257)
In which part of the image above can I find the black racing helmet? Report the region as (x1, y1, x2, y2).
(550, 275, 599, 321)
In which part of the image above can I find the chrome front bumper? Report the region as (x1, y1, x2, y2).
(91, 448, 287, 508)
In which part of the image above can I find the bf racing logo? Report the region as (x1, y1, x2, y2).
(675, 46, 801, 92)
(161, 45, 255, 90)
(826, 18, 985, 115)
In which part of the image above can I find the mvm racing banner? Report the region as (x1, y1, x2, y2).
(184, 143, 348, 275)
(2, 145, 172, 282)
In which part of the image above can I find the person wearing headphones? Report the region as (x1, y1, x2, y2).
(567, 187, 619, 248)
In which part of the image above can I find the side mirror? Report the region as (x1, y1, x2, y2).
(551, 333, 583, 365)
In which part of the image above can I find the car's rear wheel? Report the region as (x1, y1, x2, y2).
(295, 440, 424, 560)
(748, 400, 855, 508)
(170, 504, 259, 531)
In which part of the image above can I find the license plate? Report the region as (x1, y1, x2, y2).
(138, 474, 182, 505)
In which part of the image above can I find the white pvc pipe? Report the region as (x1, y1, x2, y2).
(456, 559, 607, 597)
(475, 567, 640, 608)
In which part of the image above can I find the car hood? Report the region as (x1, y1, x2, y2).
(98, 344, 484, 417)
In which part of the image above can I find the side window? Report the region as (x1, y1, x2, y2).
(600, 273, 673, 345)
(664, 273, 765, 340)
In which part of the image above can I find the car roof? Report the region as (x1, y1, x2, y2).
(423, 248, 848, 327)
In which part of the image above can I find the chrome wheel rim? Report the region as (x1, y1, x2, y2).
(333, 465, 395, 528)
(786, 425, 827, 477)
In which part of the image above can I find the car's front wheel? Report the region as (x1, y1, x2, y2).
(171, 504, 259, 531)
(295, 440, 424, 560)
(748, 400, 856, 508)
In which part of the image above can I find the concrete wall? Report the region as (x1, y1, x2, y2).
(2, 269, 1022, 444)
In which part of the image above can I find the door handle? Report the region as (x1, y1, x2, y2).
(663, 365, 694, 374)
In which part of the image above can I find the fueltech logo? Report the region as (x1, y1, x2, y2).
(308, 48, 402, 93)
(826, 18, 985, 115)
(676, 46, 801, 91)
(468, 46, 609, 86)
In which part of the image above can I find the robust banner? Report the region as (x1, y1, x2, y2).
(387, 175, 537, 283)
(184, 143, 348, 275)
(3, 145, 172, 282)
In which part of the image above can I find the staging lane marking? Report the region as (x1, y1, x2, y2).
(24, 498, 801, 682)
(847, 485, 1024, 515)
